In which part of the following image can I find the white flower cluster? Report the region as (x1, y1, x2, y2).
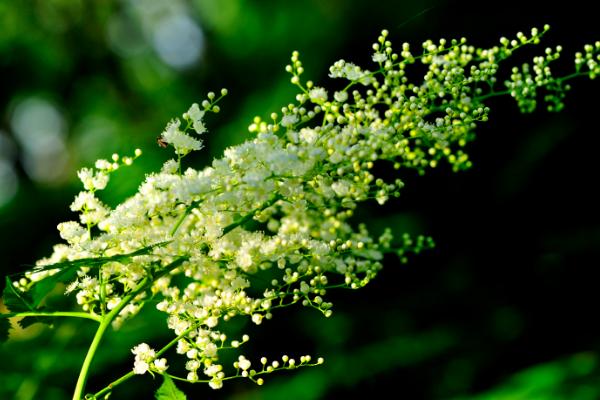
(13, 26, 590, 390)
(328, 59, 374, 85)
(132, 343, 168, 375)
(161, 119, 202, 155)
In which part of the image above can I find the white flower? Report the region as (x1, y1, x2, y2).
(186, 360, 200, 371)
(161, 159, 179, 174)
(161, 119, 203, 155)
(309, 87, 328, 103)
(153, 358, 169, 373)
(187, 371, 198, 382)
(57, 221, 87, 244)
(77, 168, 94, 191)
(334, 91, 348, 102)
(331, 180, 351, 197)
(177, 340, 190, 354)
(186, 349, 198, 359)
(92, 172, 109, 191)
(299, 128, 318, 144)
(203, 342, 218, 358)
(107, 297, 121, 310)
(281, 114, 298, 127)
(372, 52, 387, 63)
(70, 192, 95, 212)
(204, 316, 219, 328)
(94, 159, 112, 170)
(209, 378, 223, 389)
(251, 314, 263, 325)
(133, 360, 149, 375)
(132, 343, 155, 359)
(237, 355, 251, 371)
(186, 103, 207, 134)
(131, 343, 157, 374)
(204, 364, 222, 377)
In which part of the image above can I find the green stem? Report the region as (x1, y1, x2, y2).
(75, 257, 189, 399)
(474, 71, 589, 103)
(476, 89, 510, 102)
(170, 201, 200, 237)
(72, 316, 112, 400)
(92, 371, 135, 399)
(72, 276, 150, 400)
(12, 311, 101, 322)
(92, 322, 200, 399)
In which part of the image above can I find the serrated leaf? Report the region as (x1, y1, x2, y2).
(155, 374, 187, 400)
(0, 315, 11, 343)
(2, 278, 58, 332)
(2, 277, 34, 313)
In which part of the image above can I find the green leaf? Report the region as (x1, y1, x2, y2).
(0, 314, 11, 343)
(2, 277, 34, 313)
(24, 240, 171, 274)
(29, 267, 78, 308)
(2, 277, 56, 331)
(155, 375, 187, 400)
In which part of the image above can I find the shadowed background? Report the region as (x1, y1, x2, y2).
(1, 0, 599, 399)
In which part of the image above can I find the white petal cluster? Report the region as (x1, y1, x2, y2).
(161, 119, 203, 155)
(131, 343, 167, 374)
(328, 60, 373, 85)
(185, 103, 207, 134)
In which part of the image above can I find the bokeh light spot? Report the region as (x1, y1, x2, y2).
(151, 13, 204, 69)
(10, 97, 69, 183)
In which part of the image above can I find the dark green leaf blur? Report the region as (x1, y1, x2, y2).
(1, 0, 598, 399)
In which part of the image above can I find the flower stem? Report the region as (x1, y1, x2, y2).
(92, 322, 200, 398)
(72, 276, 150, 400)
(92, 371, 136, 399)
(72, 317, 111, 400)
(11, 311, 101, 322)
(73, 257, 189, 399)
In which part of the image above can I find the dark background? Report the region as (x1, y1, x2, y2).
(1, 1, 599, 399)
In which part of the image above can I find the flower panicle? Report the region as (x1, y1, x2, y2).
(7, 26, 597, 393)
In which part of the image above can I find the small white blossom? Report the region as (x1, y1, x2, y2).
(281, 114, 299, 127)
(131, 343, 157, 375)
(372, 52, 387, 63)
(209, 378, 223, 390)
(133, 360, 149, 375)
(94, 159, 112, 170)
(161, 119, 203, 155)
(153, 358, 169, 373)
(57, 221, 87, 244)
(186, 103, 207, 134)
(309, 87, 328, 103)
(205, 316, 218, 328)
(237, 355, 251, 371)
(204, 364, 222, 377)
(334, 91, 348, 102)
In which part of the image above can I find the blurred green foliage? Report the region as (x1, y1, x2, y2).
(1, 0, 599, 399)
